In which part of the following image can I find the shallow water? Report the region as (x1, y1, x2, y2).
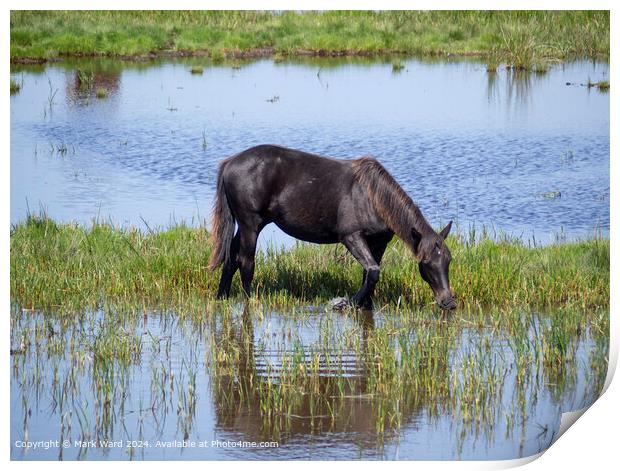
(10, 304, 607, 461)
(10, 57, 609, 247)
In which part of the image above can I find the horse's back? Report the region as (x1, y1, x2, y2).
(225, 144, 348, 173)
(221, 144, 354, 196)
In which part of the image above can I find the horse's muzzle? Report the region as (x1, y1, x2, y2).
(438, 297, 457, 310)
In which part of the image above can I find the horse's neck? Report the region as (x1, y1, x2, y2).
(405, 208, 434, 250)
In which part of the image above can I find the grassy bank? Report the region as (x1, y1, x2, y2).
(10, 215, 609, 312)
(10, 11, 609, 67)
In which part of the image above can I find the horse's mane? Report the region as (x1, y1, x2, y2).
(352, 157, 434, 256)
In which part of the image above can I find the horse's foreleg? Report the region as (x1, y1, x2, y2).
(342, 232, 380, 309)
(216, 232, 240, 298)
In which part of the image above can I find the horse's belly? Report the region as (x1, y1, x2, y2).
(273, 220, 339, 244)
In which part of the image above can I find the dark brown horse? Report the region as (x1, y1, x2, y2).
(208, 145, 456, 310)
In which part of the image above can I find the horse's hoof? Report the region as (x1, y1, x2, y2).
(351, 295, 373, 310)
(330, 297, 351, 311)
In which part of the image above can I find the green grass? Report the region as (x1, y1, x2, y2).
(532, 62, 550, 75)
(10, 11, 609, 68)
(597, 80, 610, 91)
(10, 215, 609, 312)
(95, 87, 108, 98)
(587, 78, 610, 92)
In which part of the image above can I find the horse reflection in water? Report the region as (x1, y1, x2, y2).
(208, 305, 452, 451)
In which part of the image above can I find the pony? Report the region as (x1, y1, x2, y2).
(208, 145, 455, 310)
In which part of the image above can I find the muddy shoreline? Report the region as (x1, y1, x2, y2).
(9, 47, 497, 65)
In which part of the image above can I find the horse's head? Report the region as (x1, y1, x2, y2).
(411, 221, 456, 310)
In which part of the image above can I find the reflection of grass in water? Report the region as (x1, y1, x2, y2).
(10, 302, 609, 457)
(10, 215, 609, 311)
(76, 68, 94, 89)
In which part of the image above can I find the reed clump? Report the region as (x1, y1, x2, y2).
(392, 61, 405, 72)
(95, 87, 109, 98)
(596, 80, 610, 91)
(10, 79, 21, 94)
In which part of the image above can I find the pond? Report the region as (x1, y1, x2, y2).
(9, 303, 608, 460)
(10, 57, 610, 247)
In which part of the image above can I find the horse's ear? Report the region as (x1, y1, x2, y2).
(439, 220, 453, 240)
(411, 228, 422, 254)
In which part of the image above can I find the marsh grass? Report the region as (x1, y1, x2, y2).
(10, 78, 21, 94)
(10, 215, 609, 313)
(391, 61, 405, 72)
(485, 57, 500, 73)
(596, 80, 610, 91)
(9, 216, 609, 457)
(10, 11, 609, 63)
(532, 62, 550, 75)
(210, 50, 225, 63)
(95, 87, 108, 99)
(499, 24, 538, 70)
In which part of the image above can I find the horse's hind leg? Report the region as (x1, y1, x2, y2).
(216, 231, 240, 298)
(238, 222, 262, 297)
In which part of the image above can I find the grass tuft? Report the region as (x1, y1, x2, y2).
(95, 87, 109, 98)
(596, 80, 610, 91)
(10, 79, 21, 94)
(392, 61, 405, 72)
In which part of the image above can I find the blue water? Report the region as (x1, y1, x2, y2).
(10, 58, 609, 246)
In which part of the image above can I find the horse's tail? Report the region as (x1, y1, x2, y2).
(208, 160, 235, 271)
